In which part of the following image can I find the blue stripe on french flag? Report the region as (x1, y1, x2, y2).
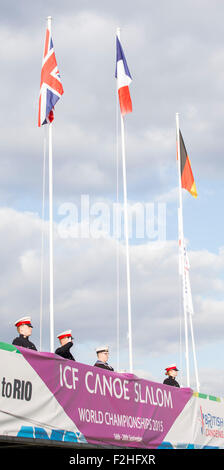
(115, 36, 132, 116)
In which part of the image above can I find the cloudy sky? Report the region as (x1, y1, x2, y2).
(1, 0, 224, 396)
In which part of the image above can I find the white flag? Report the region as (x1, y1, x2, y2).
(178, 208, 194, 315)
(183, 245, 194, 316)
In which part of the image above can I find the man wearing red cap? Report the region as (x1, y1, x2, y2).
(12, 316, 37, 351)
(55, 330, 75, 361)
(163, 364, 180, 387)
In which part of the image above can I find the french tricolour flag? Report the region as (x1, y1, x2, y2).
(115, 35, 132, 116)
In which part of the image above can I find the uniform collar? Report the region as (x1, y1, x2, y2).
(20, 334, 28, 339)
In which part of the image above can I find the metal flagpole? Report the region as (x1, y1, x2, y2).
(117, 28, 133, 373)
(184, 248, 200, 391)
(40, 130, 47, 351)
(120, 114, 133, 373)
(184, 242, 199, 391)
(116, 76, 120, 372)
(176, 112, 190, 387)
(178, 208, 183, 386)
(49, 122, 54, 353)
(189, 309, 200, 391)
(47, 16, 54, 353)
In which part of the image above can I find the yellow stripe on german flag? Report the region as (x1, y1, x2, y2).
(179, 130, 197, 198)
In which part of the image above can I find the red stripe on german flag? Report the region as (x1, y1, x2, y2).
(179, 130, 197, 198)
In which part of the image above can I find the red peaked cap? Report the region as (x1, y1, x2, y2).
(165, 364, 179, 375)
(57, 330, 73, 340)
(15, 316, 33, 328)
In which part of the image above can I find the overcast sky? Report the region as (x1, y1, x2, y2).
(1, 0, 224, 396)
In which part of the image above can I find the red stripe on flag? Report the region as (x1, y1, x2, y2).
(44, 29, 50, 58)
(40, 53, 64, 95)
(181, 156, 194, 193)
(118, 86, 132, 116)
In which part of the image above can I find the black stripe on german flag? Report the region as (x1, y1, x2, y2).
(179, 130, 197, 198)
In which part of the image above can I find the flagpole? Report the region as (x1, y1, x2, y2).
(40, 130, 47, 351)
(47, 15, 54, 353)
(184, 247, 200, 391)
(49, 122, 54, 353)
(115, 74, 120, 372)
(189, 312, 200, 391)
(176, 112, 190, 387)
(184, 254, 200, 390)
(117, 27, 133, 373)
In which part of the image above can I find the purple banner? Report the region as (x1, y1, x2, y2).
(19, 347, 192, 448)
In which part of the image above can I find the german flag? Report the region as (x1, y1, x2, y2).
(179, 130, 197, 198)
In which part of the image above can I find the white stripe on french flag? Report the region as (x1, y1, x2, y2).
(115, 36, 132, 116)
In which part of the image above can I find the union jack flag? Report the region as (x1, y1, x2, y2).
(38, 26, 64, 126)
